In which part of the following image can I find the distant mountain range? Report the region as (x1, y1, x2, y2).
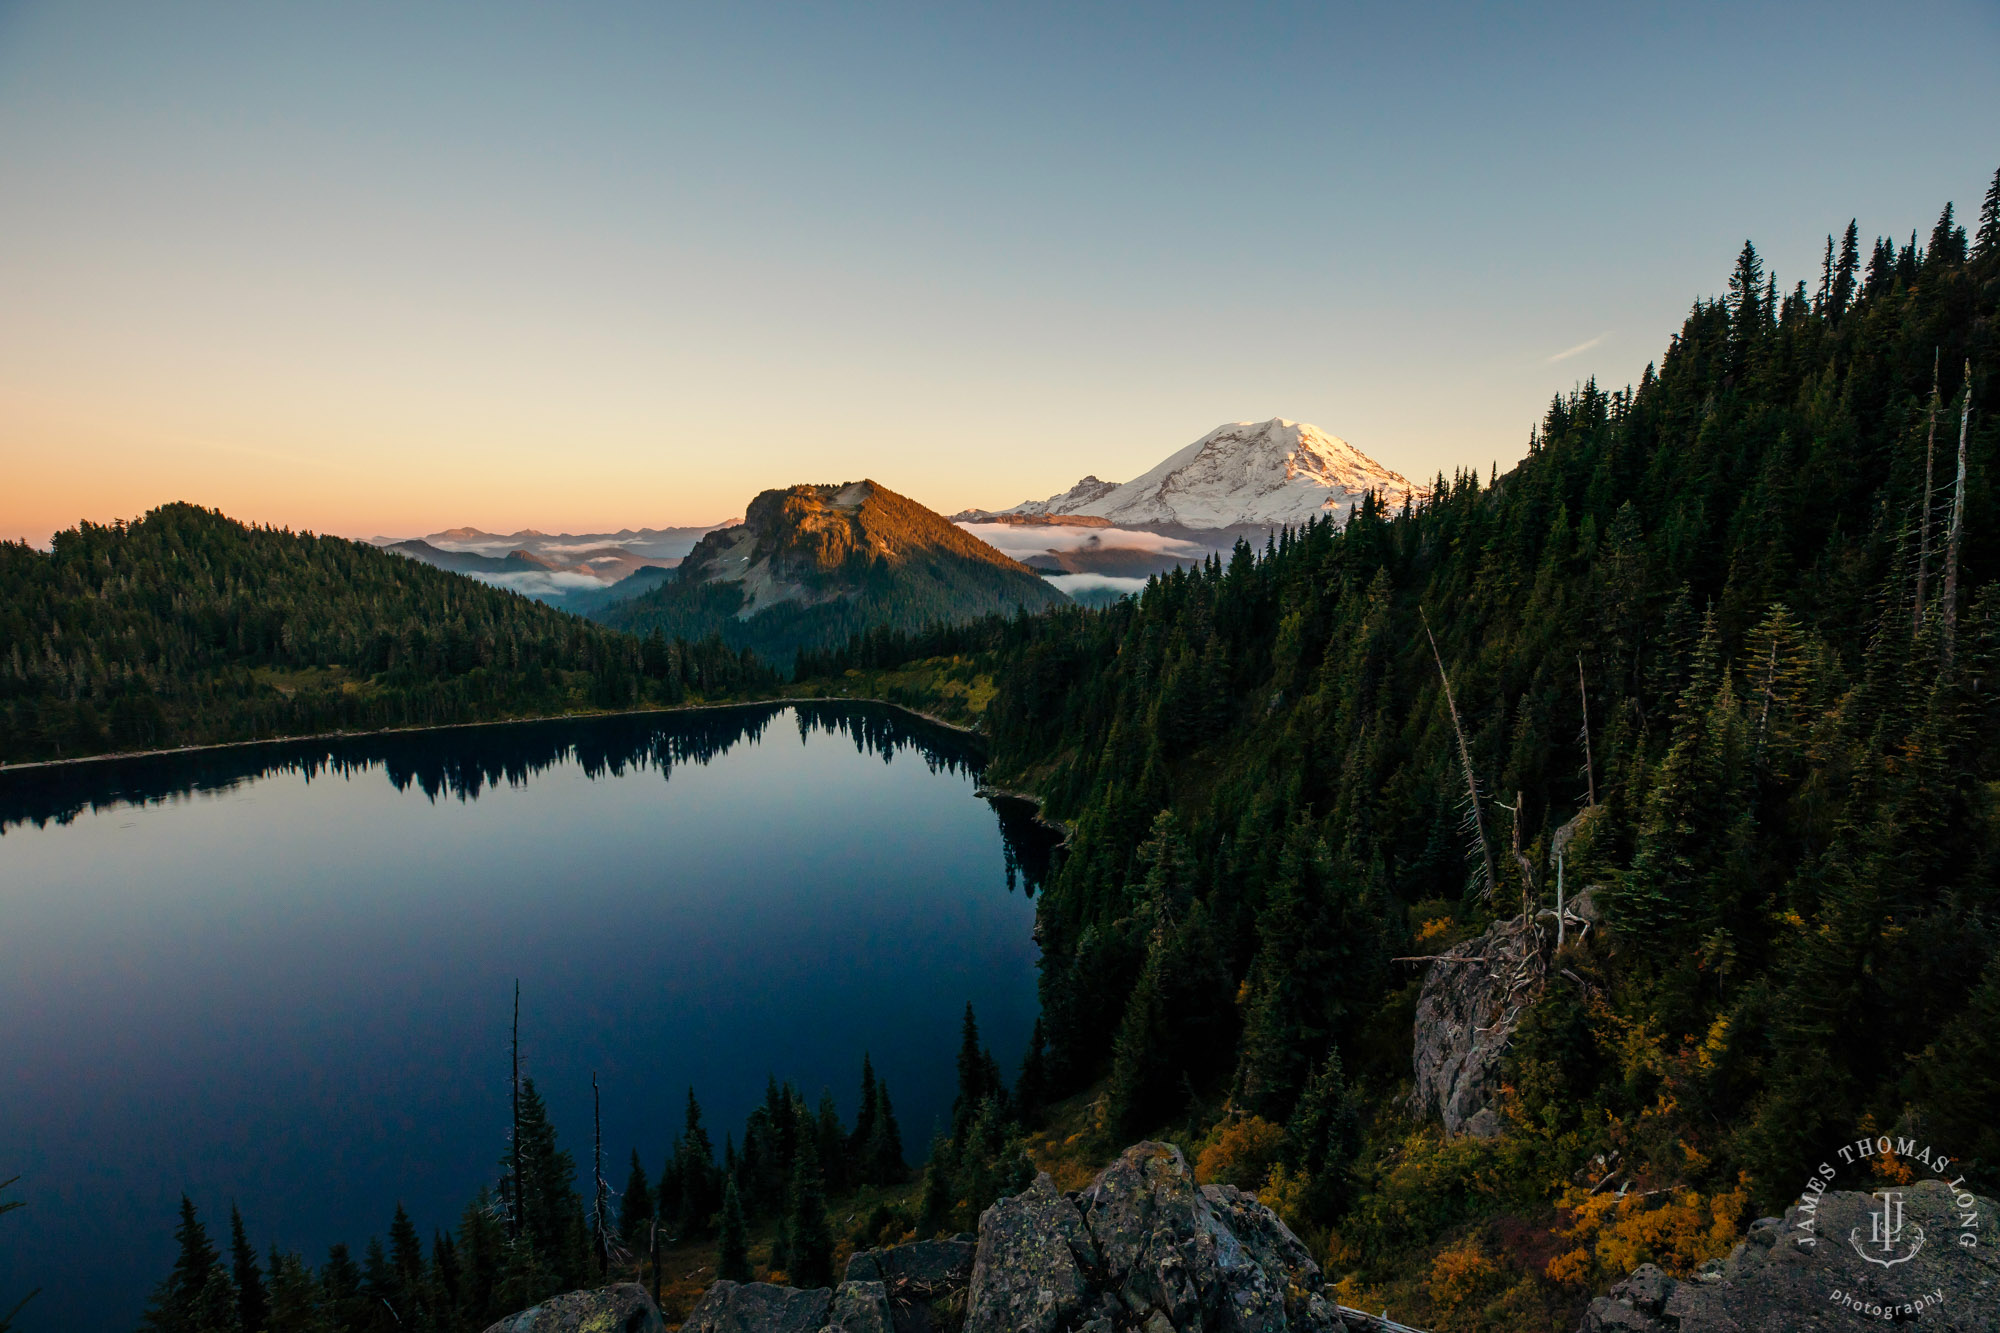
(370, 523, 730, 605)
(953, 419, 1418, 596)
(367, 420, 1416, 616)
(601, 479, 1067, 669)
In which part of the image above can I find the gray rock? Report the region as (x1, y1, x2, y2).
(822, 1279, 895, 1333)
(844, 1238, 976, 1294)
(845, 1238, 976, 1333)
(481, 1283, 662, 1333)
(1409, 915, 1537, 1135)
(1199, 1182, 1328, 1326)
(965, 1172, 1099, 1333)
(681, 1280, 833, 1333)
(1580, 1178, 2000, 1331)
(1076, 1142, 1302, 1333)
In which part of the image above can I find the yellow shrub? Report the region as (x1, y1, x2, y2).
(1195, 1115, 1289, 1192)
(1258, 1161, 1313, 1234)
(1549, 1176, 1749, 1286)
(1426, 1239, 1509, 1332)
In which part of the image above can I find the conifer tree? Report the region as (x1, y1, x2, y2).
(190, 1266, 237, 1333)
(952, 1005, 995, 1141)
(1865, 234, 1896, 297)
(715, 1179, 752, 1284)
(317, 1245, 363, 1332)
(228, 1205, 268, 1333)
(511, 1078, 587, 1292)
(431, 1229, 461, 1315)
(865, 1078, 906, 1184)
(383, 1202, 427, 1327)
(1726, 240, 1765, 352)
(261, 1249, 324, 1333)
(1927, 201, 1967, 267)
(1830, 219, 1859, 315)
(141, 1196, 225, 1333)
(453, 1191, 506, 1328)
(784, 1137, 835, 1290)
(1977, 166, 2000, 259)
(848, 1053, 879, 1172)
(1106, 900, 1234, 1138)
(917, 1141, 955, 1240)
(618, 1151, 652, 1248)
(1287, 1050, 1361, 1224)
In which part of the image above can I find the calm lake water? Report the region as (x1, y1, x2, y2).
(0, 704, 1054, 1333)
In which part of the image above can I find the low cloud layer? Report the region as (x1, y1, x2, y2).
(1044, 572, 1150, 601)
(463, 570, 607, 599)
(958, 522, 1204, 559)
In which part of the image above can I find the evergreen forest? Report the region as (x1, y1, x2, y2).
(801, 174, 2000, 1324)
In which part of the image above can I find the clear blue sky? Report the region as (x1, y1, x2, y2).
(2, 1, 1995, 543)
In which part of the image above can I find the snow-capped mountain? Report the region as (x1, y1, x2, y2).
(962, 419, 1418, 530)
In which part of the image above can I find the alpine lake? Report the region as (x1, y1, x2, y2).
(0, 703, 1058, 1332)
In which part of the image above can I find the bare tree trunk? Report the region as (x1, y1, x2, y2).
(650, 1217, 662, 1310)
(1423, 610, 1497, 898)
(593, 1071, 610, 1277)
(1916, 348, 1940, 632)
(510, 980, 521, 1242)
(1943, 361, 1972, 666)
(1510, 790, 1535, 927)
(1576, 654, 1596, 807)
(1555, 849, 1567, 950)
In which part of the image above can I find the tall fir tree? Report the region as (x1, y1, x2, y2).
(228, 1205, 268, 1333)
(715, 1179, 751, 1284)
(140, 1196, 225, 1333)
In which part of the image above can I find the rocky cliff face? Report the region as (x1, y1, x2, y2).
(1407, 914, 1541, 1138)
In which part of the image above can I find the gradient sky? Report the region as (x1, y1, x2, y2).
(3, 2, 1996, 547)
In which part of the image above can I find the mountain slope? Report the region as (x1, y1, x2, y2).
(962, 418, 1419, 529)
(600, 479, 1068, 669)
(0, 505, 775, 761)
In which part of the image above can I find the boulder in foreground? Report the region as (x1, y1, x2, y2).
(480, 1281, 662, 1333)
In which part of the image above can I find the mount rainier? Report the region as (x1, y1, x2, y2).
(957, 418, 1419, 531)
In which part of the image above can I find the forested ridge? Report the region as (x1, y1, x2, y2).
(803, 175, 2000, 1325)
(0, 505, 777, 763)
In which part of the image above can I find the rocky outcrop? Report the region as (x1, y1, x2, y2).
(481, 1282, 662, 1333)
(661, 1141, 1406, 1333)
(1409, 915, 1538, 1136)
(1581, 1178, 2000, 1331)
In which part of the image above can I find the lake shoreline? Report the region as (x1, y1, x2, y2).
(0, 694, 984, 774)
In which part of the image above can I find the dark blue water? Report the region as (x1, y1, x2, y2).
(0, 704, 1054, 1333)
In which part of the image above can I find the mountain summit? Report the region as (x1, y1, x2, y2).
(601, 479, 1066, 669)
(965, 419, 1418, 530)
